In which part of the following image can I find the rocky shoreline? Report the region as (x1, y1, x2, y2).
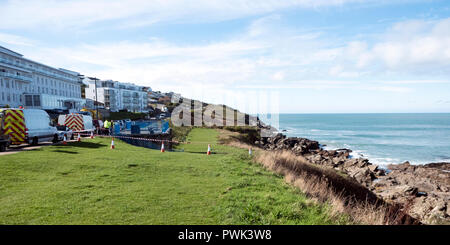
(255, 132, 450, 224)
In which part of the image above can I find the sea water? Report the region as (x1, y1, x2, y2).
(278, 113, 450, 165)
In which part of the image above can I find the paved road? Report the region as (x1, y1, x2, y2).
(0, 140, 77, 156)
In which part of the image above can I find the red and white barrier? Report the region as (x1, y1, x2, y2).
(76, 133, 180, 144)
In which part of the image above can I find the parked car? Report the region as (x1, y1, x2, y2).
(56, 125, 74, 141)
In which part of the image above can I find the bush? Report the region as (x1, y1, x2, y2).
(169, 119, 192, 142)
(108, 111, 147, 120)
(224, 126, 261, 144)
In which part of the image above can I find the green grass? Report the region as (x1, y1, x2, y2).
(0, 128, 345, 224)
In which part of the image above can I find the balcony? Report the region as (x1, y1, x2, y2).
(0, 58, 78, 83)
(0, 71, 33, 83)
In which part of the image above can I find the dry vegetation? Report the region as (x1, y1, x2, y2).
(221, 131, 419, 225)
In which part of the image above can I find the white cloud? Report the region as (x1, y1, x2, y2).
(8, 12, 449, 101)
(0, 32, 35, 46)
(0, 0, 391, 30)
(365, 86, 413, 93)
(341, 18, 450, 74)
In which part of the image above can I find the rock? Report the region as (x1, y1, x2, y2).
(357, 159, 369, 168)
(257, 131, 450, 224)
(368, 164, 378, 172)
(402, 185, 418, 195)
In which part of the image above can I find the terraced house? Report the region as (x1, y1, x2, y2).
(84, 78, 149, 113)
(0, 46, 84, 111)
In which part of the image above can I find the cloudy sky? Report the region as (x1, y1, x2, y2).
(1, 0, 449, 113)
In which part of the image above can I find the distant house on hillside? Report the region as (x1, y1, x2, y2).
(84, 78, 149, 113)
(158, 96, 171, 104)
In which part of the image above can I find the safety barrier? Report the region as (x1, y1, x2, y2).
(77, 132, 180, 144)
(71, 133, 236, 155)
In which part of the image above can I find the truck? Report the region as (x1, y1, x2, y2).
(0, 110, 10, 152)
(0, 108, 59, 149)
(58, 113, 95, 133)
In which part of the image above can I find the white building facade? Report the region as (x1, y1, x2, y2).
(0, 46, 84, 110)
(85, 78, 149, 112)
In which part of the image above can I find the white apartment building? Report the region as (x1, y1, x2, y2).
(0, 46, 84, 110)
(84, 78, 149, 112)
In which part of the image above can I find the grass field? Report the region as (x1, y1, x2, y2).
(0, 128, 346, 224)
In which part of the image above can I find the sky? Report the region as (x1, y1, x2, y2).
(0, 0, 450, 113)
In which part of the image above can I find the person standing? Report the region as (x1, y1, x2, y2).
(103, 119, 109, 135)
(109, 120, 114, 135)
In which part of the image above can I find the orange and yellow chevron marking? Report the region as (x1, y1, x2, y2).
(65, 114, 84, 132)
(1, 109, 25, 144)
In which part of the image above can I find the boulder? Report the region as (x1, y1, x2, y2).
(368, 164, 378, 172)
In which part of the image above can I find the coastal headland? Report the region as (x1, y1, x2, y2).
(234, 122, 450, 224)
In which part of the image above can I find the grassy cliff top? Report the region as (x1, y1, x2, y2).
(0, 128, 347, 224)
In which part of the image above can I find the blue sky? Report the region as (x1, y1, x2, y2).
(1, 0, 449, 113)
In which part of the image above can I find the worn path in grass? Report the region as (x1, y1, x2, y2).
(0, 128, 345, 224)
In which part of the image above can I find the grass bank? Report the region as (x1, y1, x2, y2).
(223, 131, 418, 225)
(0, 128, 346, 224)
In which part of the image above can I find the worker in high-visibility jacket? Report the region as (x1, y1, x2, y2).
(103, 120, 110, 135)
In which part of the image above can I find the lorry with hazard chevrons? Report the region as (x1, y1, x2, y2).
(57, 113, 95, 135)
(0, 108, 58, 151)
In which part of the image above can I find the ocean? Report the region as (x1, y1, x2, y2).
(278, 113, 450, 166)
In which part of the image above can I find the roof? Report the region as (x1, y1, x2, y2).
(0, 46, 23, 58)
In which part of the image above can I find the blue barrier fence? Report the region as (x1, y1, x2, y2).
(110, 120, 171, 150)
(115, 120, 170, 135)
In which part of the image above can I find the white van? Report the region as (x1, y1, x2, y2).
(23, 109, 58, 145)
(58, 114, 95, 133)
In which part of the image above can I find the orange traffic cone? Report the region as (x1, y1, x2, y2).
(161, 142, 165, 152)
(111, 137, 115, 149)
(77, 133, 81, 142)
(63, 134, 67, 145)
(90, 131, 94, 139)
(207, 144, 211, 155)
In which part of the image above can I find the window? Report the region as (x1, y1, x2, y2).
(33, 95, 40, 106)
(25, 95, 32, 106)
